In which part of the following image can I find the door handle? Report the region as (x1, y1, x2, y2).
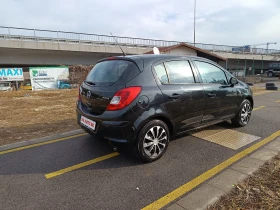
(207, 93, 216, 98)
(169, 93, 180, 99)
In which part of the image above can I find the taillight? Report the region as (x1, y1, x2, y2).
(106, 86, 142, 111)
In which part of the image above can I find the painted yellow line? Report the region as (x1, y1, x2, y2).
(253, 91, 273, 96)
(142, 130, 280, 210)
(253, 106, 265, 111)
(45, 152, 119, 179)
(253, 92, 266, 96)
(0, 133, 87, 155)
(276, 100, 280, 103)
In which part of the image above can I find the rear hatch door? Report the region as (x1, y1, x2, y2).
(80, 59, 141, 115)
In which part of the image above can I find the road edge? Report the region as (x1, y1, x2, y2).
(0, 129, 85, 152)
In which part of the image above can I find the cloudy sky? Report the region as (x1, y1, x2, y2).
(1, 0, 280, 49)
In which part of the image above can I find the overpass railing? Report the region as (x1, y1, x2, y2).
(0, 26, 279, 55)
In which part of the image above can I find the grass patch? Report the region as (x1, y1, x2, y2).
(0, 89, 79, 146)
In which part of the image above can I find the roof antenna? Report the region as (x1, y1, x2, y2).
(110, 32, 126, 56)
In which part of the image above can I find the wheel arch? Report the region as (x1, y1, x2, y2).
(148, 115, 174, 136)
(134, 114, 175, 139)
(246, 96, 254, 108)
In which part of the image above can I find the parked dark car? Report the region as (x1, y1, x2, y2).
(266, 62, 280, 77)
(76, 55, 254, 162)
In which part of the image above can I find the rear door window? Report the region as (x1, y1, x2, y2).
(164, 61, 195, 84)
(85, 60, 140, 86)
(154, 64, 168, 84)
(154, 61, 195, 84)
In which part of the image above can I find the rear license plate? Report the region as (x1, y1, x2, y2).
(80, 116, 96, 131)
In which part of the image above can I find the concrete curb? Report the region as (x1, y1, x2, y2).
(0, 129, 85, 152)
(166, 137, 280, 210)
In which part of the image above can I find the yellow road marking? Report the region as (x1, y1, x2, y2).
(253, 91, 273, 96)
(142, 130, 280, 210)
(276, 100, 280, 103)
(253, 106, 265, 111)
(0, 133, 87, 155)
(45, 152, 119, 179)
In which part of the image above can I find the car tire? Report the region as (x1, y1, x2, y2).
(266, 82, 276, 87)
(266, 86, 278, 90)
(267, 72, 274, 77)
(231, 99, 252, 127)
(135, 120, 170, 163)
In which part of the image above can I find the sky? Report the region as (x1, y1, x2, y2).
(0, 0, 280, 49)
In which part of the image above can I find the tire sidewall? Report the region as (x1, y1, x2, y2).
(137, 120, 170, 162)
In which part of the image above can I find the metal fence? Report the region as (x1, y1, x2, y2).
(0, 26, 280, 55)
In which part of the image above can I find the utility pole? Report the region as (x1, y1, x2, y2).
(194, 0, 196, 46)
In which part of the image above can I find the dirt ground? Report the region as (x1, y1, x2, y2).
(0, 89, 79, 146)
(208, 153, 280, 210)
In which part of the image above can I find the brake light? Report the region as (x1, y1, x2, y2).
(108, 57, 116, 60)
(106, 86, 142, 111)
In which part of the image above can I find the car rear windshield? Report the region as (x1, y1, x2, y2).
(85, 60, 140, 86)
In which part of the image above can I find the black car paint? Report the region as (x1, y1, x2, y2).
(76, 54, 253, 143)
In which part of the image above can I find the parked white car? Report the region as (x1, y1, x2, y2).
(0, 82, 12, 91)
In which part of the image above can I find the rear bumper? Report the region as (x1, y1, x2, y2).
(76, 101, 136, 143)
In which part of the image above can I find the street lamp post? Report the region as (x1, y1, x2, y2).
(194, 0, 196, 46)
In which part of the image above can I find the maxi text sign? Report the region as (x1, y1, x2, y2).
(0, 68, 24, 81)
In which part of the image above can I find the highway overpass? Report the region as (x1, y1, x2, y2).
(1, 26, 280, 74)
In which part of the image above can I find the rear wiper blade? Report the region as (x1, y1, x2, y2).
(84, 81, 95, 86)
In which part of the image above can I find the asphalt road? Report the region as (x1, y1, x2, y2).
(1, 91, 280, 210)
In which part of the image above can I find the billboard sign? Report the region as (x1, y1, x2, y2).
(29, 67, 70, 90)
(232, 45, 251, 53)
(0, 68, 24, 81)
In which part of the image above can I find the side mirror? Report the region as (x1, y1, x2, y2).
(229, 77, 238, 85)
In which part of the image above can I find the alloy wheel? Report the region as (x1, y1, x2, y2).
(240, 102, 251, 124)
(143, 126, 167, 158)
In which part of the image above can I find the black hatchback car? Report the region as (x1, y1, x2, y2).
(76, 55, 254, 162)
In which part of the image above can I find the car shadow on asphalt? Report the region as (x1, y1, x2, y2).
(80, 121, 237, 169)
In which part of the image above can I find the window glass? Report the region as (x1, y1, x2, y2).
(194, 61, 227, 85)
(164, 61, 195, 84)
(225, 72, 232, 83)
(272, 63, 278, 68)
(86, 60, 140, 86)
(154, 64, 168, 84)
(0, 83, 10, 87)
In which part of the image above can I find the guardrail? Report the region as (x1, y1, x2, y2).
(0, 26, 280, 55)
